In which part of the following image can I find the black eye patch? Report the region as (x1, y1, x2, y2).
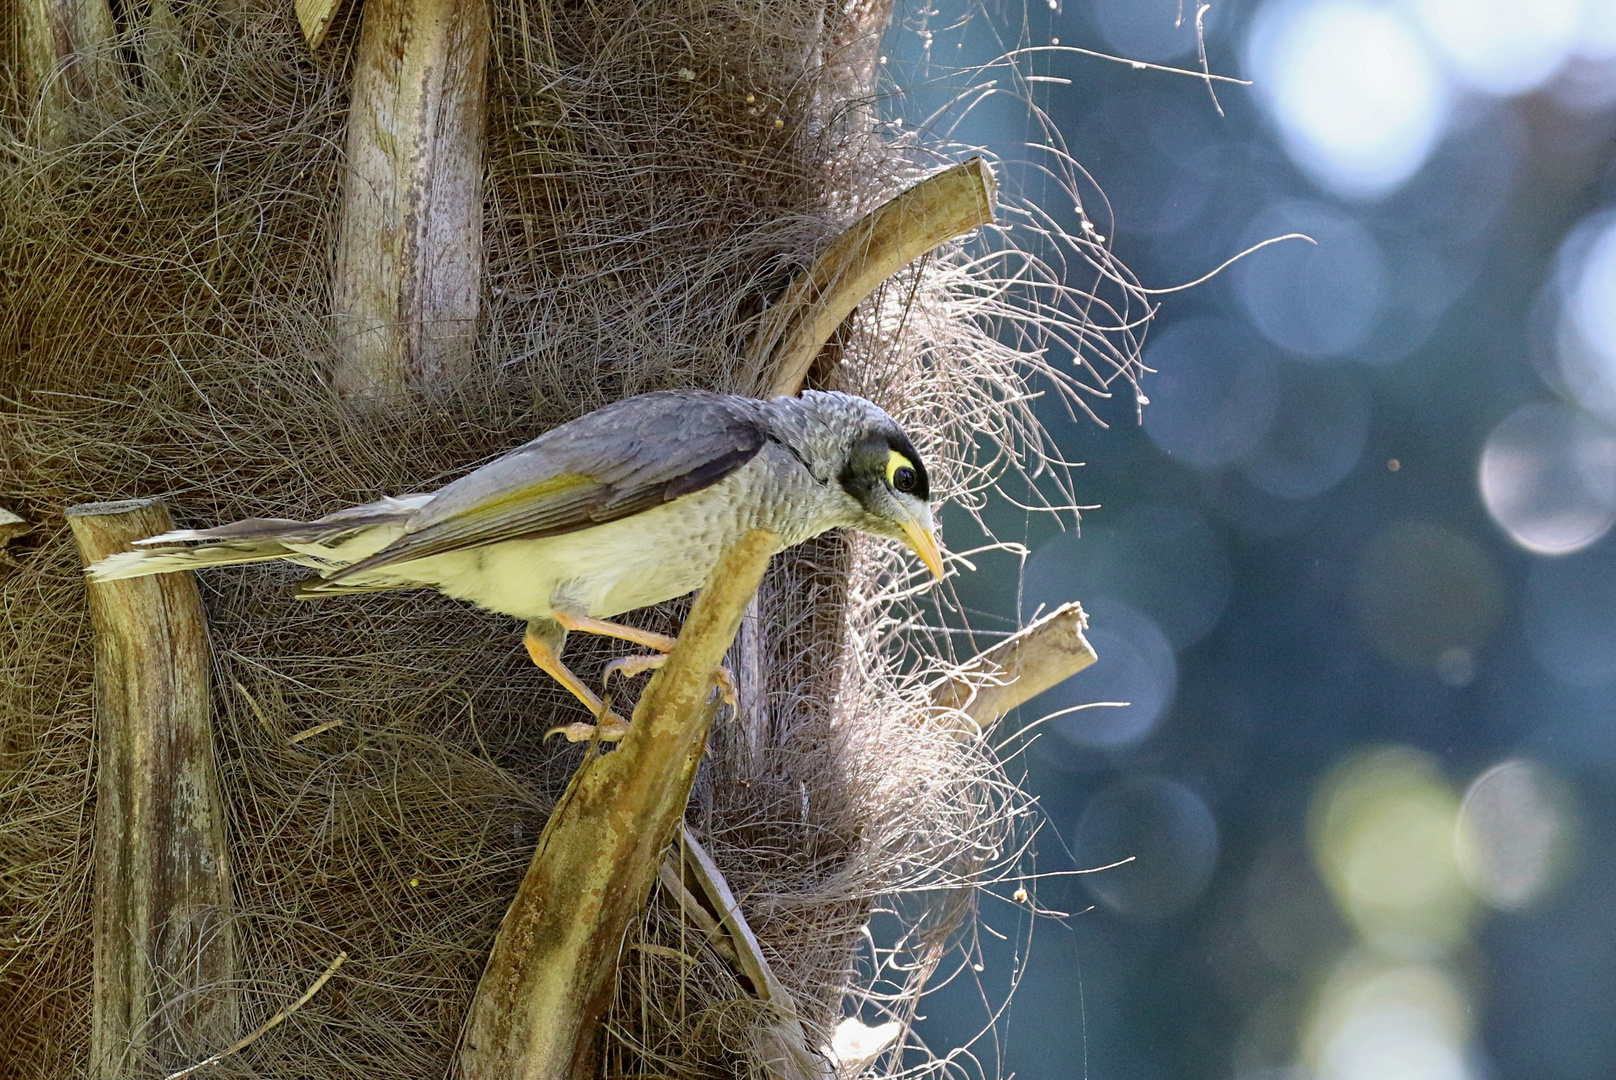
(839, 428, 930, 505)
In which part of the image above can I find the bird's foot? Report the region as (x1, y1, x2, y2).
(602, 653, 666, 682)
(545, 711, 632, 743)
(525, 626, 633, 742)
(603, 654, 739, 709)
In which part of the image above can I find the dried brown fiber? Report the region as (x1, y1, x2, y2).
(0, 0, 1145, 1077)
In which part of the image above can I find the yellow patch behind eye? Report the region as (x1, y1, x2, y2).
(885, 450, 914, 486)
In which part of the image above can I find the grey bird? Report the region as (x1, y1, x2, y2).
(89, 389, 944, 740)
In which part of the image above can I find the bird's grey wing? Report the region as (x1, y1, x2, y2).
(326, 392, 772, 581)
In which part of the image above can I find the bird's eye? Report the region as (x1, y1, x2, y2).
(884, 449, 922, 495)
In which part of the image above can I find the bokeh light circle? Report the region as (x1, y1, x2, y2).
(1570, 213, 1616, 360)
(1554, 211, 1616, 420)
(1523, 548, 1616, 686)
(1309, 747, 1475, 955)
(1247, 0, 1448, 198)
(1234, 200, 1389, 359)
(1456, 759, 1578, 911)
(1408, 0, 1580, 96)
(1142, 318, 1279, 468)
(1350, 522, 1504, 680)
(1022, 506, 1231, 648)
(1320, 1006, 1470, 1080)
(1304, 955, 1474, 1080)
(1479, 401, 1616, 555)
(1076, 776, 1219, 921)
(1578, 1, 1616, 59)
(1036, 600, 1177, 750)
(1241, 363, 1370, 498)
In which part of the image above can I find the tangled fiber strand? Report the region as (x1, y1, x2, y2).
(0, 0, 1142, 1076)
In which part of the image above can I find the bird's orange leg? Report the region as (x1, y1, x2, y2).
(549, 611, 737, 708)
(523, 627, 630, 743)
(549, 611, 678, 652)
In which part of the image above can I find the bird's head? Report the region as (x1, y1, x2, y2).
(777, 391, 944, 579)
(836, 424, 943, 578)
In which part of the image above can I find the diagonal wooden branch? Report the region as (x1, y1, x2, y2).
(460, 149, 998, 1080)
(666, 828, 831, 1080)
(460, 530, 780, 1080)
(930, 602, 1096, 739)
(67, 499, 235, 1079)
(756, 156, 998, 398)
(658, 849, 739, 965)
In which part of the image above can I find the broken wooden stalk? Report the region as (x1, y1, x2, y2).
(460, 530, 780, 1080)
(330, 0, 490, 402)
(67, 499, 235, 1078)
(881, 605, 1099, 1074)
(0, 506, 31, 548)
(294, 0, 346, 49)
(931, 601, 1096, 738)
(755, 156, 998, 398)
(688, 609, 1094, 1079)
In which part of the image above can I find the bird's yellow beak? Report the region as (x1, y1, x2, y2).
(900, 510, 945, 580)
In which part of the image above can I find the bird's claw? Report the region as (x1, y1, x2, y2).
(602, 654, 738, 709)
(545, 712, 631, 743)
(714, 666, 738, 709)
(603, 654, 664, 684)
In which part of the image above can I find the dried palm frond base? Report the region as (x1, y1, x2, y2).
(0, 0, 1142, 1077)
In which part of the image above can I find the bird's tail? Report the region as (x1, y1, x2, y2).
(85, 496, 430, 582)
(88, 533, 307, 581)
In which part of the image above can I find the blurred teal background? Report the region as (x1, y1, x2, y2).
(880, 3, 1616, 1079)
